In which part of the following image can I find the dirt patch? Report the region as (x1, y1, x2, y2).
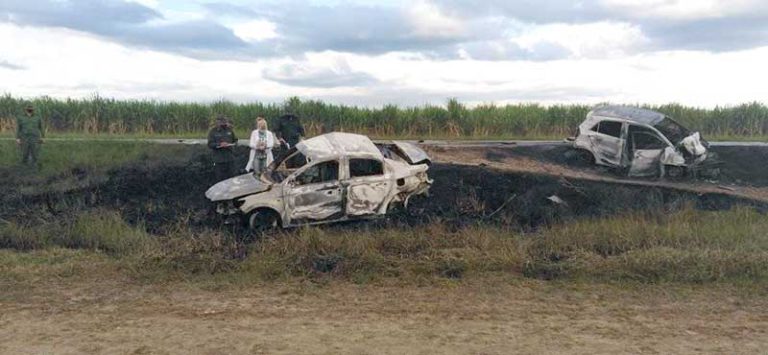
(1, 279, 767, 355)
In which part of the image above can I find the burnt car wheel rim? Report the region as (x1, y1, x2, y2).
(249, 211, 278, 231)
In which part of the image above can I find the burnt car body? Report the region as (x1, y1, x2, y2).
(205, 132, 432, 229)
(570, 106, 720, 178)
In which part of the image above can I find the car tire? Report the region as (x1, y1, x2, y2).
(247, 209, 280, 232)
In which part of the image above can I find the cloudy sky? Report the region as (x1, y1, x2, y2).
(1, 0, 767, 107)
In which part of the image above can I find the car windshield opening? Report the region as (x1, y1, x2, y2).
(654, 117, 691, 145)
(268, 148, 308, 183)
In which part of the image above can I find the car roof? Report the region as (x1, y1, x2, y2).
(296, 132, 383, 162)
(588, 106, 666, 125)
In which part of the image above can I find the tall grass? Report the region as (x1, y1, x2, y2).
(2, 95, 768, 139)
(3, 207, 767, 284)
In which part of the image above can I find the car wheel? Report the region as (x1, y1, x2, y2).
(247, 209, 280, 232)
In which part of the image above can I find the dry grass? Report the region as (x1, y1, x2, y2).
(2, 206, 767, 285)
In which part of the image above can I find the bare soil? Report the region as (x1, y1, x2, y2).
(1, 278, 767, 355)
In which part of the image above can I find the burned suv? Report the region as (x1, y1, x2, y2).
(569, 106, 720, 178)
(206, 132, 432, 230)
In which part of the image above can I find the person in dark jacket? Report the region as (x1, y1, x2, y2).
(16, 103, 45, 168)
(274, 112, 306, 167)
(207, 115, 238, 182)
(274, 112, 305, 149)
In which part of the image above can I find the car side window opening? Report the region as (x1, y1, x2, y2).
(349, 158, 384, 178)
(595, 121, 623, 138)
(632, 132, 666, 150)
(294, 160, 339, 186)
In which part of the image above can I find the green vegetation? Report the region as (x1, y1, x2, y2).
(2, 94, 768, 139)
(0, 140, 201, 176)
(2, 207, 767, 285)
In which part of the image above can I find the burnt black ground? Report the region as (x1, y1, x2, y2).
(488, 144, 768, 186)
(2, 145, 764, 238)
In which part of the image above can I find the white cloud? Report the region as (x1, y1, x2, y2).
(406, 0, 466, 38)
(232, 19, 279, 42)
(511, 21, 649, 59)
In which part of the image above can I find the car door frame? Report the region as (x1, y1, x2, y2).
(282, 159, 345, 225)
(588, 119, 627, 167)
(626, 125, 673, 177)
(342, 156, 393, 217)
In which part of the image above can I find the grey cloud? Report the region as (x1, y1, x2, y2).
(433, 0, 610, 24)
(642, 16, 768, 52)
(263, 61, 379, 88)
(4, 0, 768, 62)
(0, 0, 249, 58)
(255, 3, 471, 56)
(0, 0, 160, 31)
(435, 0, 768, 54)
(0, 60, 25, 70)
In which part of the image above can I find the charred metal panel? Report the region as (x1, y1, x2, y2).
(390, 141, 431, 164)
(681, 132, 707, 157)
(297, 132, 383, 162)
(591, 134, 624, 166)
(287, 182, 343, 221)
(347, 180, 392, 216)
(628, 149, 663, 177)
(660, 147, 686, 166)
(205, 173, 270, 201)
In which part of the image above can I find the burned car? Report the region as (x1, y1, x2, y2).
(569, 106, 720, 178)
(205, 132, 432, 230)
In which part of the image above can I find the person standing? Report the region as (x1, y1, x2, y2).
(274, 111, 306, 167)
(245, 117, 276, 174)
(207, 115, 238, 182)
(274, 111, 305, 149)
(16, 103, 44, 168)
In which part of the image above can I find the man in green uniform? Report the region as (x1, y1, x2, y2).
(207, 115, 238, 182)
(16, 103, 44, 168)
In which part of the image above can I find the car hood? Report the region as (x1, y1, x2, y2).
(205, 173, 271, 201)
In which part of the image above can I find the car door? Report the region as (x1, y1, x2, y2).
(344, 158, 392, 216)
(627, 127, 669, 177)
(589, 120, 625, 166)
(284, 160, 343, 223)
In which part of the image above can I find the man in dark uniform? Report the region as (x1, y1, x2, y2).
(274, 111, 305, 148)
(207, 115, 238, 182)
(274, 111, 306, 167)
(16, 103, 44, 168)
